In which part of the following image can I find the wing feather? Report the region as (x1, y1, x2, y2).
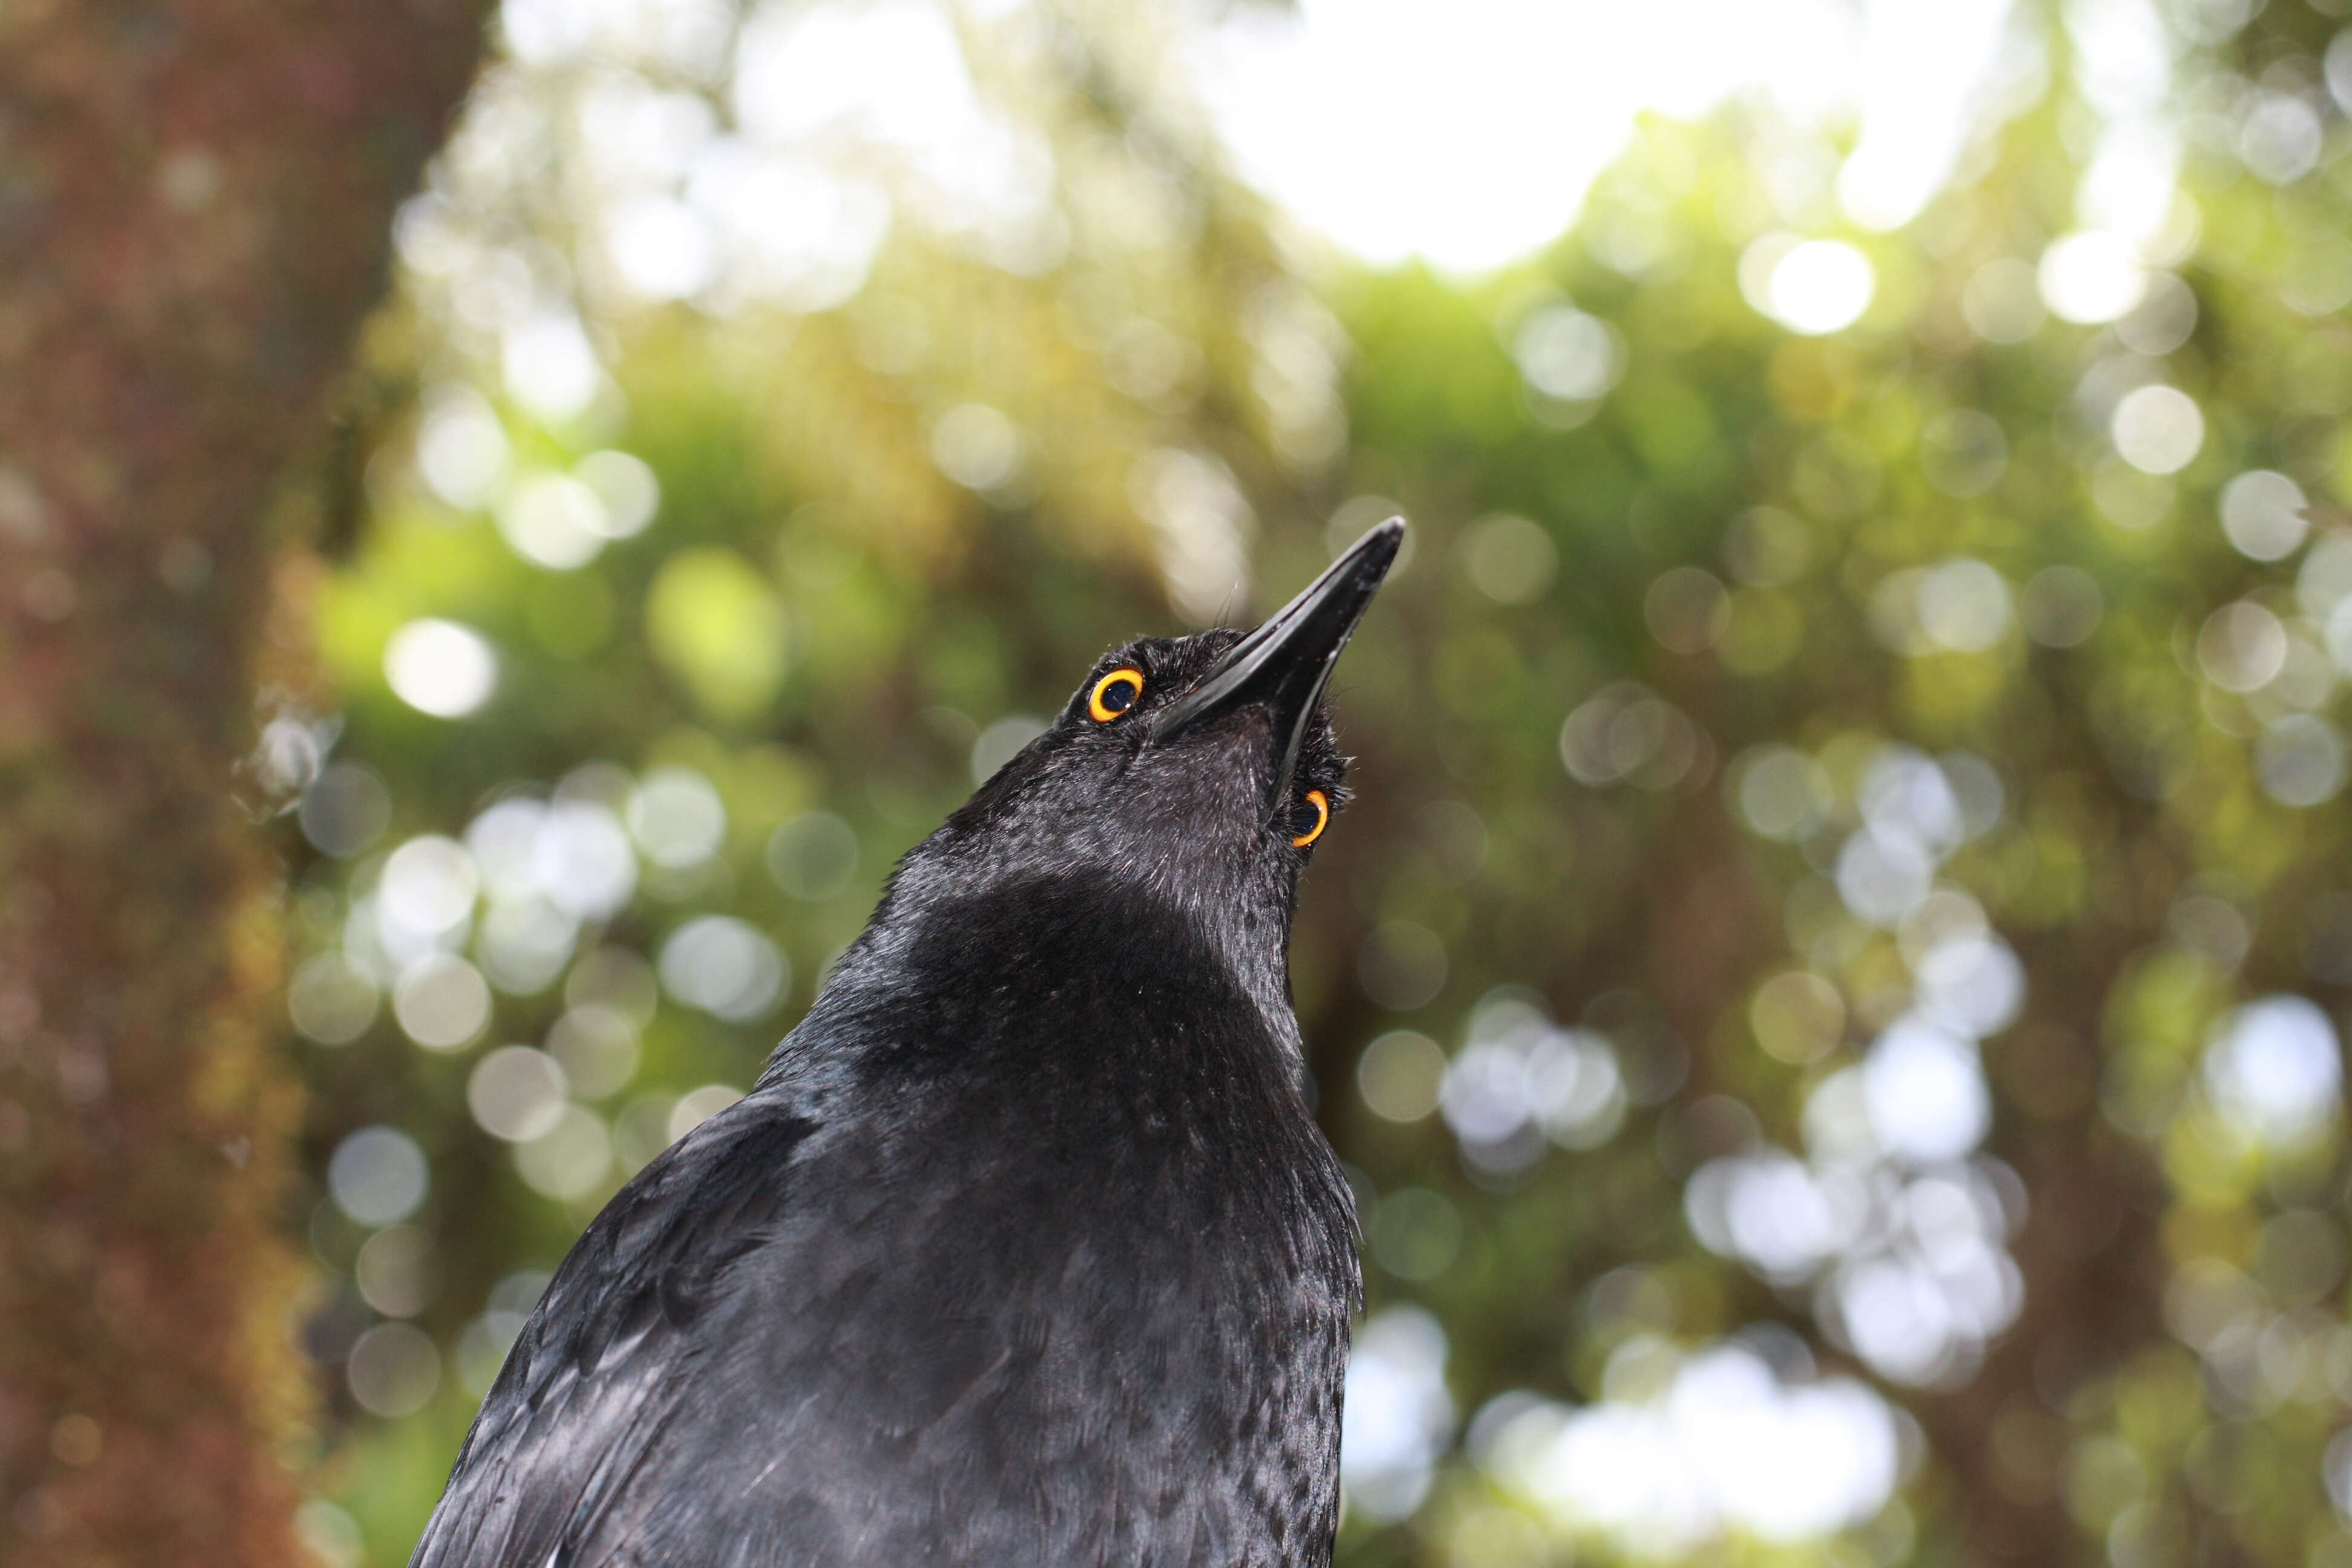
(409, 1100, 817, 1568)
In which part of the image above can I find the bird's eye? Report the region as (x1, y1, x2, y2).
(1089, 668, 1145, 722)
(1290, 789, 1330, 849)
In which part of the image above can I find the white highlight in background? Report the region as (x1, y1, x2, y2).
(1192, 0, 2012, 274)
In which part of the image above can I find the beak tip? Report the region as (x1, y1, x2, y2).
(1321, 516, 1402, 667)
(1157, 515, 1406, 766)
(1355, 515, 1405, 566)
(1324, 515, 1405, 600)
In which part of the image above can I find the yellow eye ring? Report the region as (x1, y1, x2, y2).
(1291, 789, 1330, 849)
(1089, 668, 1145, 722)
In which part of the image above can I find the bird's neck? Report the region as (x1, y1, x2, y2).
(766, 861, 1305, 1090)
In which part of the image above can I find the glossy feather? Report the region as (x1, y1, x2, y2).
(410, 547, 1397, 1568)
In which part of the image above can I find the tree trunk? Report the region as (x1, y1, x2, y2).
(0, 3, 483, 1562)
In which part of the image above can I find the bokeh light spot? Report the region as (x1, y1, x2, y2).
(659, 916, 788, 1021)
(1861, 1019, 1990, 1163)
(1341, 1307, 1455, 1523)
(546, 1005, 642, 1100)
(414, 385, 509, 509)
(300, 763, 393, 859)
(498, 473, 610, 570)
(931, 403, 1024, 492)
(1357, 1030, 1447, 1123)
(2220, 471, 2310, 563)
(2110, 384, 2204, 475)
(2198, 602, 2288, 693)
(2020, 566, 2104, 647)
(628, 766, 727, 869)
(767, 811, 861, 900)
(384, 619, 498, 719)
(1644, 567, 1730, 654)
(1731, 745, 1832, 842)
(1751, 972, 1846, 1065)
(347, 1322, 440, 1418)
(2258, 716, 2348, 808)
(2038, 231, 2145, 324)
(354, 1226, 436, 1319)
(1459, 514, 1559, 606)
(1961, 257, 2045, 342)
(392, 953, 494, 1050)
(1751, 239, 1875, 335)
(2205, 996, 2344, 1149)
(468, 1045, 570, 1143)
(514, 1105, 614, 1200)
(289, 953, 381, 1047)
(1512, 305, 1622, 403)
(328, 1126, 429, 1226)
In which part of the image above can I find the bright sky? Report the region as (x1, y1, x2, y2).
(1189, 0, 2019, 273)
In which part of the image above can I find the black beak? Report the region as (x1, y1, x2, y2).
(1156, 518, 1404, 803)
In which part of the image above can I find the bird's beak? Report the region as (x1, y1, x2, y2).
(1156, 518, 1405, 803)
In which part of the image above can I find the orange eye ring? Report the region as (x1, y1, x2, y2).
(1088, 668, 1145, 722)
(1291, 789, 1330, 849)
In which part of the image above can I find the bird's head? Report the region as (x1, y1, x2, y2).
(868, 520, 1403, 1011)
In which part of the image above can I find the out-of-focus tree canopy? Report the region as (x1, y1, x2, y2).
(266, 2, 2352, 1566)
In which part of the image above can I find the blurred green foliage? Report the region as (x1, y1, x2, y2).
(274, 3, 2352, 1566)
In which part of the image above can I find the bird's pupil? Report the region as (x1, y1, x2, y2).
(1102, 681, 1135, 712)
(1293, 799, 1319, 836)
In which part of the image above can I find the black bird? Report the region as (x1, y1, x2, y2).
(410, 520, 1404, 1568)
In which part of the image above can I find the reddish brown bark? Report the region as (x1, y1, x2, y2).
(0, 2, 483, 1562)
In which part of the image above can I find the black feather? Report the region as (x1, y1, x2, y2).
(411, 531, 1400, 1568)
